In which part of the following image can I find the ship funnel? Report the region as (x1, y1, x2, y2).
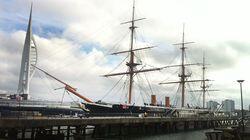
(151, 95, 157, 106)
(165, 96, 170, 107)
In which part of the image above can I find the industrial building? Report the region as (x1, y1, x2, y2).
(222, 99, 235, 113)
(207, 100, 219, 111)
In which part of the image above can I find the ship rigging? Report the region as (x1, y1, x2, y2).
(32, 0, 174, 116)
(159, 25, 211, 108)
(31, 0, 216, 116)
(102, 0, 162, 104)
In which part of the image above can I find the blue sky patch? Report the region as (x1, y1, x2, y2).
(0, 18, 64, 39)
(0, 11, 64, 39)
(80, 42, 101, 53)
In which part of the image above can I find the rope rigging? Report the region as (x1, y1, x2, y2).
(100, 74, 126, 101)
(187, 82, 200, 107)
(120, 76, 129, 103)
(51, 30, 131, 75)
(134, 76, 147, 104)
(106, 54, 129, 75)
(36, 70, 56, 95)
(134, 77, 150, 104)
(40, 21, 128, 68)
(174, 85, 181, 107)
(137, 74, 150, 98)
(143, 72, 154, 95)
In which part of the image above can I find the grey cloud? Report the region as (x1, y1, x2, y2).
(0, 31, 25, 92)
(227, 41, 250, 56)
(185, 43, 238, 70)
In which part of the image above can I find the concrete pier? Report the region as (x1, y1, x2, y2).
(0, 116, 238, 139)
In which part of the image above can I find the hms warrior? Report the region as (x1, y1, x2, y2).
(34, 0, 174, 116)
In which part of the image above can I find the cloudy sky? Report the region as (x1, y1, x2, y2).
(0, 0, 250, 109)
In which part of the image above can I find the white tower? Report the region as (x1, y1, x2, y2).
(17, 4, 38, 100)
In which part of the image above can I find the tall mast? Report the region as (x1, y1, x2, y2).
(127, 0, 136, 104)
(159, 24, 206, 108)
(17, 3, 38, 100)
(188, 53, 218, 108)
(102, 0, 161, 104)
(201, 53, 206, 108)
(180, 24, 187, 108)
(199, 54, 219, 108)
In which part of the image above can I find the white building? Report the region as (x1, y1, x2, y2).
(207, 100, 219, 111)
(222, 99, 235, 113)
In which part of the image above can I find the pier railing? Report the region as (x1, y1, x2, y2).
(0, 116, 239, 139)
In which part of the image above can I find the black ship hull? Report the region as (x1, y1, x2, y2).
(82, 102, 174, 117)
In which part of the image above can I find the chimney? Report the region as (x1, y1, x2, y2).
(151, 95, 156, 106)
(165, 96, 170, 107)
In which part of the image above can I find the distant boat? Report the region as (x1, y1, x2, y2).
(0, 98, 83, 117)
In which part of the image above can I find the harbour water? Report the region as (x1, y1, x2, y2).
(128, 129, 209, 140)
(86, 129, 210, 140)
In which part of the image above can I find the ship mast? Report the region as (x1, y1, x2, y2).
(128, 0, 136, 104)
(159, 25, 206, 108)
(102, 0, 160, 104)
(189, 53, 219, 108)
(180, 24, 189, 108)
(201, 54, 206, 108)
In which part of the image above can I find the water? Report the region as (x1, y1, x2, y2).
(126, 129, 210, 140)
(86, 129, 210, 140)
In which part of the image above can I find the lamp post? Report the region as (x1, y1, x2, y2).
(237, 80, 244, 132)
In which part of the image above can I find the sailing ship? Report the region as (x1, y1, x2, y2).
(33, 1, 174, 116)
(32, 1, 215, 117)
